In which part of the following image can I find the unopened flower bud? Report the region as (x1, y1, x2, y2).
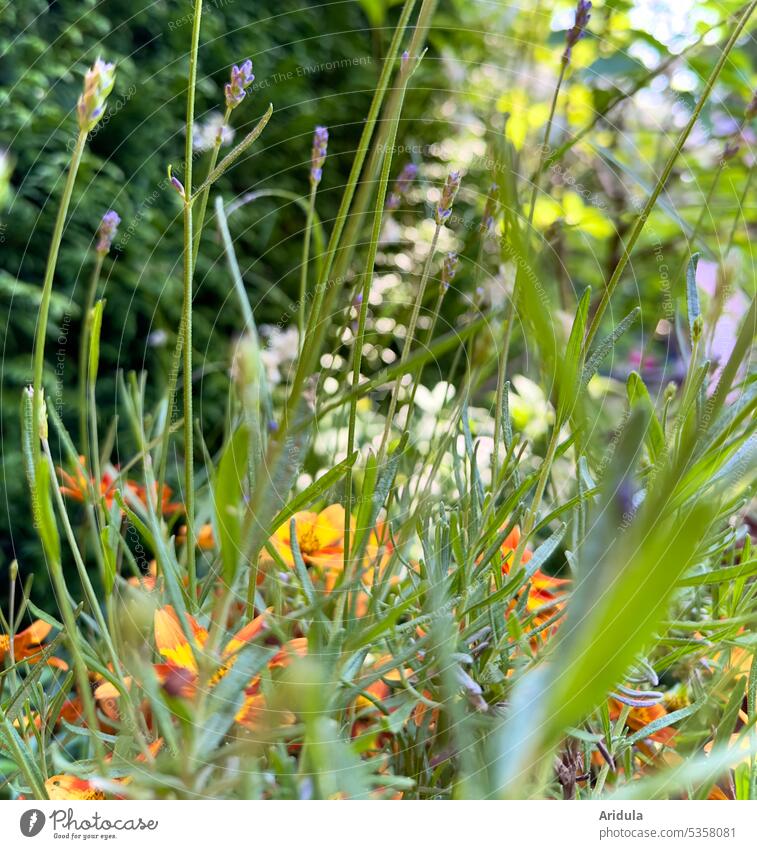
(77, 58, 116, 133)
(168, 165, 185, 199)
(562, 1, 592, 65)
(441, 252, 459, 291)
(26, 386, 49, 440)
(310, 125, 329, 187)
(225, 60, 255, 109)
(436, 169, 461, 226)
(96, 210, 120, 254)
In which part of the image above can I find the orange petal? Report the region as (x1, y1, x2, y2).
(223, 612, 269, 658)
(154, 606, 200, 674)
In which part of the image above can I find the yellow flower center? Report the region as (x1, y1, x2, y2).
(298, 526, 321, 555)
(0, 635, 10, 653)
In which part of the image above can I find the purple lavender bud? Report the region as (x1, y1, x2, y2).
(401, 50, 410, 72)
(722, 140, 741, 160)
(436, 169, 461, 226)
(77, 58, 116, 132)
(387, 162, 418, 210)
(96, 210, 120, 254)
(481, 182, 499, 232)
(441, 252, 459, 291)
(225, 59, 255, 109)
(563, 0, 592, 64)
(310, 125, 329, 187)
(170, 174, 186, 198)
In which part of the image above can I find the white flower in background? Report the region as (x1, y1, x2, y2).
(260, 325, 299, 385)
(509, 374, 554, 441)
(477, 261, 514, 309)
(192, 112, 234, 152)
(414, 381, 455, 415)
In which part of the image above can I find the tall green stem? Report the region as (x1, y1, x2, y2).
(343, 59, 411, 579)
(192, 104, 232, 266)
(32, 129, 87, 457)
(493, 60, 566, 480)
(79, 251, 104, 462)
(378, 223, 441, 461)
(282, 0, 418, 432)
(299, 182, 318, 351)
(182, 0, 203, 600)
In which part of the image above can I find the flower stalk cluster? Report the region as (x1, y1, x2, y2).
(562, 1, 592, 65)
(441, 252, 459, 291)
(435, 169, 461, 225)
(95, 210, 120, 255)
(310, 125, 329, 187)
(225, 59, 255, 108)
(77, 58, 116, 132)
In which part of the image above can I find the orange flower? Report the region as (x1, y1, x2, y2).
(0, 620, 67, 670)
(153, 605, 268, 694)
(268, 504, 346, 571)
(501, 525, 569, 642)
(235, 638, 308, 731)
(59, 458, 119, 508)
(44, 740, 163, 800)
(59, 457, 182, 516)
(45, 775, 107, 801)
(176, 523, 216, 550)
(127, 560, 158, 591)
(609, 698, 677, 747)
(265, 506, 397, 619)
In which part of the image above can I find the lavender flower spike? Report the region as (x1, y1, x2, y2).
(77, 58, 116, 133)
(563, 0, 592, 65)
(225, 59, 255, 109)
(96, 210, 120, 254)
(436, 169, 461, 226)
(310, 125, 329, 187)
(387, 162, 418, 210)
(441, 252, 459, 291)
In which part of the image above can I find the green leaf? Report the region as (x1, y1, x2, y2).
(685, 252, 700, 343)
(88, 299, 105, 384)
(624, 699, 705, 748)
(33, 457, 61, 566)
(557, 287, 591, 423)
(215, 424, 250, 584)
(679, 559, 757, 587)
(289, 517, 316, 605)
(583, 307, 640, 387)
(626, 372, 665, 465)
